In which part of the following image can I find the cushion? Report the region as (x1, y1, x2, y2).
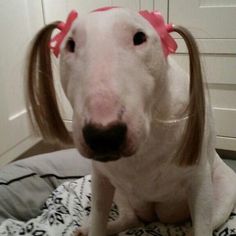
(0, 175, 235, 236)
(0, 149, 91, 223)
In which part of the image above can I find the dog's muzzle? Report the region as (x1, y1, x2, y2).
(82, 121, 127, 162)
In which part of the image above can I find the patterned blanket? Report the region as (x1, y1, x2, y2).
(0, 175, 235, 236)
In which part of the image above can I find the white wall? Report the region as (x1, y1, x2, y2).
(0, 0, 43, 166)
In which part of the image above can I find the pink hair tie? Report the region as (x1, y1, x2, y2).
(91, 6, 118, 12)
(139, 10, 177, 57)
(49, 10, 78, 57)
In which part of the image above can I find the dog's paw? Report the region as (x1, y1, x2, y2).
(73, 227, 88, 236)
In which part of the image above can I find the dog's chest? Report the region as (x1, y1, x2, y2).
(95, 157, 193, 202)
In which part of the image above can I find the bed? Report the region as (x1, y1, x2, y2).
(0, 149, 235, 235)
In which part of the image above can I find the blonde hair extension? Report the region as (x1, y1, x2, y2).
(172, 25, 205, 166)
(26, 22, 73, 146)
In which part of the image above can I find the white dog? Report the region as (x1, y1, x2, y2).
(26, 7, 236, 236)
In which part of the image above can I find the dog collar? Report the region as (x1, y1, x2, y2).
(49, 8, 177, 57)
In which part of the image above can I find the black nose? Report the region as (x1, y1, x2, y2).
(82, 122, 127, 156)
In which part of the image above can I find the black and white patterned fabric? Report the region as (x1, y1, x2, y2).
(0, 175, 236, 236)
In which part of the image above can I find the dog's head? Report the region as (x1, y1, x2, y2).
(59, 8, 173, 161)
(27, 8, 205, 165)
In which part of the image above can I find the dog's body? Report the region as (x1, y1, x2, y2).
(84, 57, 236, 236)
(27, 8, 236, 236)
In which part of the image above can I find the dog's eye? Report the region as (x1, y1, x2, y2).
(133, 32, 147, 46)
(66, 38, 75, 53)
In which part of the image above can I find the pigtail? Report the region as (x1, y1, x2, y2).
(173, 25, 205, 166)
(26, 22, 73, 145)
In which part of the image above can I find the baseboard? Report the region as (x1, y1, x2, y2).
(216, 136, 236, 152)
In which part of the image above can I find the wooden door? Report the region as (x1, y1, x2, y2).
(169, 0, 236, 150)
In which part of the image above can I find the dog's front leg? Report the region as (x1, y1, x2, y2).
(187, 162, 213, 236)
(89, 168, 115, 236)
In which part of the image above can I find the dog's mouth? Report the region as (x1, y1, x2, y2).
(92, 153, 122, 162)
(80, 142, 137, 162)
(85, 143, 137, 162)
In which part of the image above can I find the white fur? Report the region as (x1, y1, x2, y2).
(59, 8, 236, 236)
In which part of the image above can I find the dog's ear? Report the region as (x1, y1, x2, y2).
(172, 26, 205, 166)
(26, 22, 73, 146)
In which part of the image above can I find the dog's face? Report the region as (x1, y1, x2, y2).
(59, 9, 167, 161)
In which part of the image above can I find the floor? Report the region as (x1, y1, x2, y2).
(16, 140, 74, 160)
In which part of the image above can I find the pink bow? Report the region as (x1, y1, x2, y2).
(139, 10, 177, 56)
(49, 10, 78, 57)
(49, 9, 177, 58)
